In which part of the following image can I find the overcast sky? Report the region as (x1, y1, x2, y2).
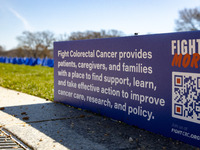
(0, 0, 200, 50)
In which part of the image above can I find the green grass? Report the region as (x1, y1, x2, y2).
(0, 63, 54, 101)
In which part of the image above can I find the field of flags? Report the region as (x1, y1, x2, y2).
(0, 57, 54, 67)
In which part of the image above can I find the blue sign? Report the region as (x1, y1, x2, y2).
(54, 31, 200, 147)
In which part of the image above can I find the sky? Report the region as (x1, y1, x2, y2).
(0, 0, 200, 50)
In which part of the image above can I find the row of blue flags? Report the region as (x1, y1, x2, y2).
(0, 57, 54, 67)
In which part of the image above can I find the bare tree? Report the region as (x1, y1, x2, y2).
(17, 31, 55, 58)
(57, 33, 68, 41)
(0, 45, 5, 51)
(175, 7, 200, 31)
(0, 45, 5, 56)
(68, 29, 124, 41)
(105, 29, 124, 37)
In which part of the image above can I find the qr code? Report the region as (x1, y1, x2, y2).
(172, 72, 200, 124)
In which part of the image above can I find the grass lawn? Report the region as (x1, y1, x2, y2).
(0, 63, 54, 101)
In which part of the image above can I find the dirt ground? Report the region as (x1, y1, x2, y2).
(59, 107, 199, 150)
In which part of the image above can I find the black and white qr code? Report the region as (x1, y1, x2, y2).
(172, 72, 200, 124)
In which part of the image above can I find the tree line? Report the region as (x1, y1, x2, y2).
(0, 29, 124, 58)
(0, 7, 199, 58)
